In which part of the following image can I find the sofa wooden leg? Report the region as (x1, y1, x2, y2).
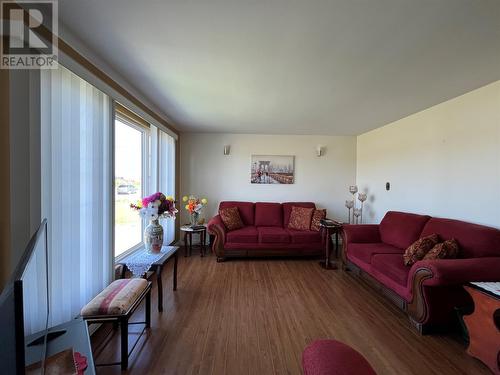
(409, 317, 424, 335)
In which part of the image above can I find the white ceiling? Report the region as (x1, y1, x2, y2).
(59, 0, 500, 135)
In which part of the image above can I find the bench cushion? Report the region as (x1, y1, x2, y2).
(81, 278, 148, 316)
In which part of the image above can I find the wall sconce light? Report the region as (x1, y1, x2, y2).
(316, 145, 325, 157)
(223, 145, 231, 155)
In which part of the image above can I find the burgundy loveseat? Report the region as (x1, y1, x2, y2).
(342, 211, 500, 333)
(207, 201, 325, 261)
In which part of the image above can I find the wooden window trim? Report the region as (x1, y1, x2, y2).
(115, 102, 150, 130)
(7, 2, 178, 136)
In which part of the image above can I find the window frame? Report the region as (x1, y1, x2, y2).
(113, 113, 150, 260)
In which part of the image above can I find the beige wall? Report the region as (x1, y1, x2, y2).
(356, 80, 500, 227)
(180, 133, 357, 225)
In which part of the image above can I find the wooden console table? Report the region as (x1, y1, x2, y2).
(117, 246, 179, 312)
(463, 283, 500, 375)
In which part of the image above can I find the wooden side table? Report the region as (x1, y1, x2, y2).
(319, 223, 342, 270)
(181, 225, 207, 257)
(463, 284, 500, 375)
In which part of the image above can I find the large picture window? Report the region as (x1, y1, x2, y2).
(114, 105, 176, 257)
(114, 117, 147, 256)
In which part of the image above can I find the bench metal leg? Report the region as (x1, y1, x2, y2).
(146, 289, 151, 328)
(120, 317, 128, 370)
(83, 283, 152, 371)
(156, 264, 163, 312)
(173, 252, 178, 291)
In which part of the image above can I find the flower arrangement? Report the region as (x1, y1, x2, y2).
(130, 192, 178, 221)
(182, 195, 207, 214)
(182, 195, 208, 225)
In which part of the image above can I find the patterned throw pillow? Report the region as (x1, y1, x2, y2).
(423, 239, 460, 260)
(288, 206, 315, 231)
(403, 234, 439, 266)
(219, 207, 244, 231)
(310, 209, 326, 231)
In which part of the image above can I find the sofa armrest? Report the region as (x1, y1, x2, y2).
(342, 224, 381, 244)
(407, 257, 500, 325)
(207, 215, 226, 260)
(410, 258, 500, 287)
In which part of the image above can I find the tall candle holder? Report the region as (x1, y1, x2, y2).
(358, 193, 367, 224)
(353, 208, 362, 224)
(345, 200, 354, 224)
(348, 185, 358, 223)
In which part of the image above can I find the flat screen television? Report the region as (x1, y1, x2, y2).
(0, 219, 51, 375)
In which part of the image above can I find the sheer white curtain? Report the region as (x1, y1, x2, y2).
(21, 224, 49, 335)
(150, 125, 176, 245)
(40, 65, 113, 326)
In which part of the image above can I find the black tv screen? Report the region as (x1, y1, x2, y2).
(0, 282, 20, 374)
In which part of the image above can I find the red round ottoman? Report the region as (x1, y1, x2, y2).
(302, 339, 377, 375)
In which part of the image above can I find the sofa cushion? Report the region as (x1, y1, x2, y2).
(219, 201, 255, 225)
(288, 206, 315, 231)
(288, 229, 322, 244)
(348, 243, 403, 265)
(379, 211, 431, 249)
(421, 217, 500, 258)
(258, 226, 290, 243)
(255, 202, 283, 227)
(310, 209, 326, 231)
(423, 239, 460, 260)
(219, 207, 244, 231)
(403, 234, 439, 266)
(371, 253, 409, 287)
(226, 226, 258, 243)
(283, 202, 316, 227)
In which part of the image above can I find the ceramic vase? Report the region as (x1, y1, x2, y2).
(144, 219, 163, 252)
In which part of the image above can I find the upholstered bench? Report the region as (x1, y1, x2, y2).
(81, 278, 152, 370)
(302, 339, 377, 375)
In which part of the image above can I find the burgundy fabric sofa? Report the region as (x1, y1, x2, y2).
(342, 211, 500, 333)
(207, 201, 324, 261)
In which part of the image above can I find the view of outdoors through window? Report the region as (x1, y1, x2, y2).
(114, 119, 143, 256)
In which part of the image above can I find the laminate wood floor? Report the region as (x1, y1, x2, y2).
(92, 252, 490, 375)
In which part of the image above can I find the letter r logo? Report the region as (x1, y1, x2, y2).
(2, 1, 54, 55)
